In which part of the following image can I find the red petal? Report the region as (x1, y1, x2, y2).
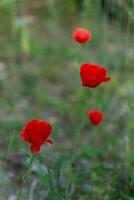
(104, 77, 111, 82)
(46, 139, 54, 145)
(30, 144, 41, 154)
(87, 110, 104, 126)
(20, 119, 53, 152)
(72, 27, 92, 43)
(20, 130, 30, 141)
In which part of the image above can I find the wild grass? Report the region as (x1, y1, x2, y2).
(0, 0, 134, 199)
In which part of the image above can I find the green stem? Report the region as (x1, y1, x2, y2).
(65, 91, 89, 200)
(47, 167, 55, 196)
(65, 115, 86, 200)
(4, 131, 16, 170)
(18, 154, 35, 200)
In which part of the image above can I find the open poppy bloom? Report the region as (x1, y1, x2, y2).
(72, 27, 92, 44)
(20, 119, 53, 153)
(80, 63, 110, 88)
(87, 110, 104, 126)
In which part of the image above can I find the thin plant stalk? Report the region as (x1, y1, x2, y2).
(65, 42, 90, 198)
(47, 167, 57, 198)
(65, 93, 89, 200)
(65, 114, 86, 200)
(37, 154, 59, 198)
(4, 131, 16, 170)
(18, 154, 35, 200)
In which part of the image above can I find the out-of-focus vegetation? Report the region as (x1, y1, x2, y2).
(0, 0, 134, 199)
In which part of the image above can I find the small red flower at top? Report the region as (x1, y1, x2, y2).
(87, 110, 104, 126)
(80, 63, 111, 88)
(72, 27, 92, 44)
(20, 119, 53, 153)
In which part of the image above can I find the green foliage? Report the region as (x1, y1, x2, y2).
(0, 0, 134, 199)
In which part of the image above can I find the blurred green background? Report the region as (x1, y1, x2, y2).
(0, 0, 134, 199)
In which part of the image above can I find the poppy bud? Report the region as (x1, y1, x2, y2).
(72, 27, 92, 44)
(87, 110, 104, 126)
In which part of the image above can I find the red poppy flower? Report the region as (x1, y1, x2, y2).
(87, 110, 104, 126)
(80, 63, 110, 88)
(72, 27, 92, 44)
(20, 119, 53, 153)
